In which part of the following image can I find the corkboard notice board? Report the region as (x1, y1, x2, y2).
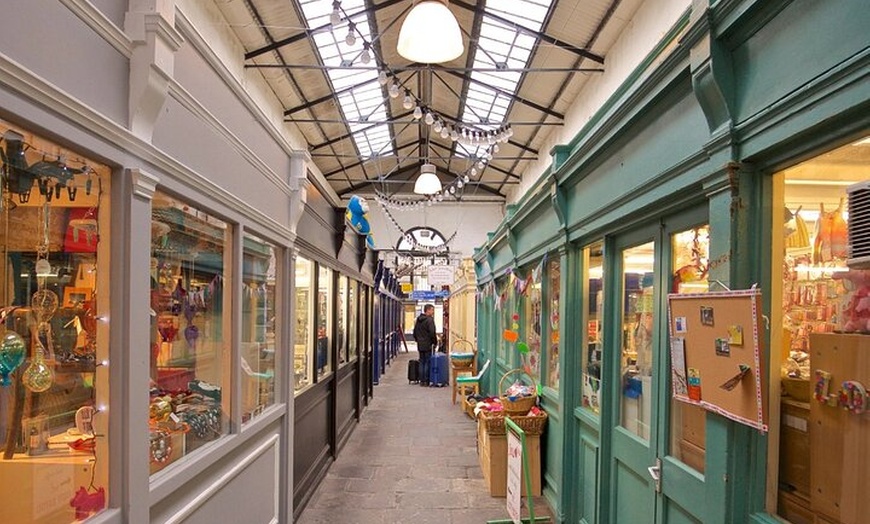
(668, 287, 767, 432)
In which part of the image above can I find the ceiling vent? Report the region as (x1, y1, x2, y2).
(847, 180, 870, 269)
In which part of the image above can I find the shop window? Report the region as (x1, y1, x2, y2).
(241, 234, 277, 423)
(546, 258, 560, 390)
(150, 191, 229, 472)
(522, 264, 542, 381)
(348, 279, 358, 361)
(581, 241, 604, 413)
(0, 122, 110, 522)
(619, 241, 655, 440)
(294, 257, 313, 393)
(668, 225, 709, 474)
(772, 137, 868, 523)
(316, 265, 333, 378)
(499, 277, 512, 364)
(337, 275, 347, 365)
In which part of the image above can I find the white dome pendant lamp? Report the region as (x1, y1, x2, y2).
(397, 1, 464, 64)
(413, 163, 442, 195)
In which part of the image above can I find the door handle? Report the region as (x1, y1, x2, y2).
(647, 458, 662, 493)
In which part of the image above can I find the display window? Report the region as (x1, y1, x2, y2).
(337, 275, 347, 365)
(619, 241, 656, 440)
(149, 191, 229, 472)
(0, 121, 111, 522)
(348, 279, 358, 361)
(668, 225, 709, 474)
(294, 256, 313, 393)
(316, 265, 333, 378)
(771, 136, 869, 523)
(581, 241, 604, 414)
(545, 258, 560, 390)
(498, 276, 512, 364)
(241, 234, 277, 423)
(521, 263, 542, 382)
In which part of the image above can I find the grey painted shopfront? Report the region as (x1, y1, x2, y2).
(0, 1, 376, 523)
(472, 1, 869, 523)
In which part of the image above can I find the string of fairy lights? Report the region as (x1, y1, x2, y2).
(327, 0, 513, 204)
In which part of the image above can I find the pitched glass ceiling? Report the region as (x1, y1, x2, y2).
(456, 0, 553, 159)
(298, 0, 393, 159)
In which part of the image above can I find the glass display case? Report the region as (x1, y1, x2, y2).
(0, 121, 110, 523)
(294, 257, 313, 393)
(241, 234, 277, 423)
(149, 191, 229, 472)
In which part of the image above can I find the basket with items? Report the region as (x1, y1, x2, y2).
(499, 368, 538, 415)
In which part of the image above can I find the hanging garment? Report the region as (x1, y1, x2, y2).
(830, 197, 848, 259)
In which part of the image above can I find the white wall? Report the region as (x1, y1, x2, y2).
(366, 201, 505, 257)
(508, 0, 692, 202)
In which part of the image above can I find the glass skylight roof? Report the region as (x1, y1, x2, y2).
(458, 0, 553, 158)
(298, 0, 394, 159)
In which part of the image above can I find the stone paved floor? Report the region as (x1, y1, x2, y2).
(296, 348, 553, 524)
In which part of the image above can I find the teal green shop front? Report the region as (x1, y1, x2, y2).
(471, 1, 870, 523)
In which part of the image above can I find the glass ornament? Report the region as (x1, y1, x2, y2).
(34, 258, 52, 276)
(22, 338, 54, 393)
(31, 289, 59, 321)
(0, 331, 27, 386)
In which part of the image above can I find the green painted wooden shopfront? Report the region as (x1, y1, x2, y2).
(472, 1, 869, 523)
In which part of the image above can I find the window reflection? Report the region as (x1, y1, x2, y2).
(620, 241, 655, 440)
(150, 191, 229, 470)
(294, 257, 313, 392)
(241, 235, 277, 422)
(581, 242, 604, 413)
(317, 266, 333, 378)
(546, 258, 560, 390)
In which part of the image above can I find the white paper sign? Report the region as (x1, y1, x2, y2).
(427, 265, 455, 287)
(506, 429, 523, 524)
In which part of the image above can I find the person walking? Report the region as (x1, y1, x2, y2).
(413, 304, 437, 387)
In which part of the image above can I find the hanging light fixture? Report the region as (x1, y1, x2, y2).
(397, 1, 464, 64)
(413, 163, 442, 195)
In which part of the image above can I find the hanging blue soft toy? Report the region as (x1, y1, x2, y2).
(345, 195, 371, 235)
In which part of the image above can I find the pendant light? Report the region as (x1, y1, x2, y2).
(413, 163, 442, 195)
(397, 1, 464, 64)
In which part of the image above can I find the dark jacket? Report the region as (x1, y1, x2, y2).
(413, 313, 437, 352)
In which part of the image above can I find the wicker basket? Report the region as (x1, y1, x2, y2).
(499, 368, 538, 415)
(481, 411, 548, 436)
(450, 339, 476, 371)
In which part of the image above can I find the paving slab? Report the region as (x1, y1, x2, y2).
(296, 351, 553, 524)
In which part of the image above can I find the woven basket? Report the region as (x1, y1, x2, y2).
(499, 368, 538, 415)
(481, 411, 548, 436)
(450, 339, 476, 371)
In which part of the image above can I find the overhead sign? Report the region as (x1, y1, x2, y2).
(409, 290, 449, 301)
(427, 265, 455, 287)
(401, 282, 413, 293)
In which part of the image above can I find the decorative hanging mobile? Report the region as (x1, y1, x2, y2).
(23, 201, 58, 392)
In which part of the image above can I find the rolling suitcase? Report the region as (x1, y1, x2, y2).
(429, 352, 449, 387)
(408, 359, 420, 384)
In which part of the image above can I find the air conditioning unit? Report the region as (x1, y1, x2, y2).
(847, 180, 870, 268)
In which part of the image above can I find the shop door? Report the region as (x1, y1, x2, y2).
(607, 216, 710, 524)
